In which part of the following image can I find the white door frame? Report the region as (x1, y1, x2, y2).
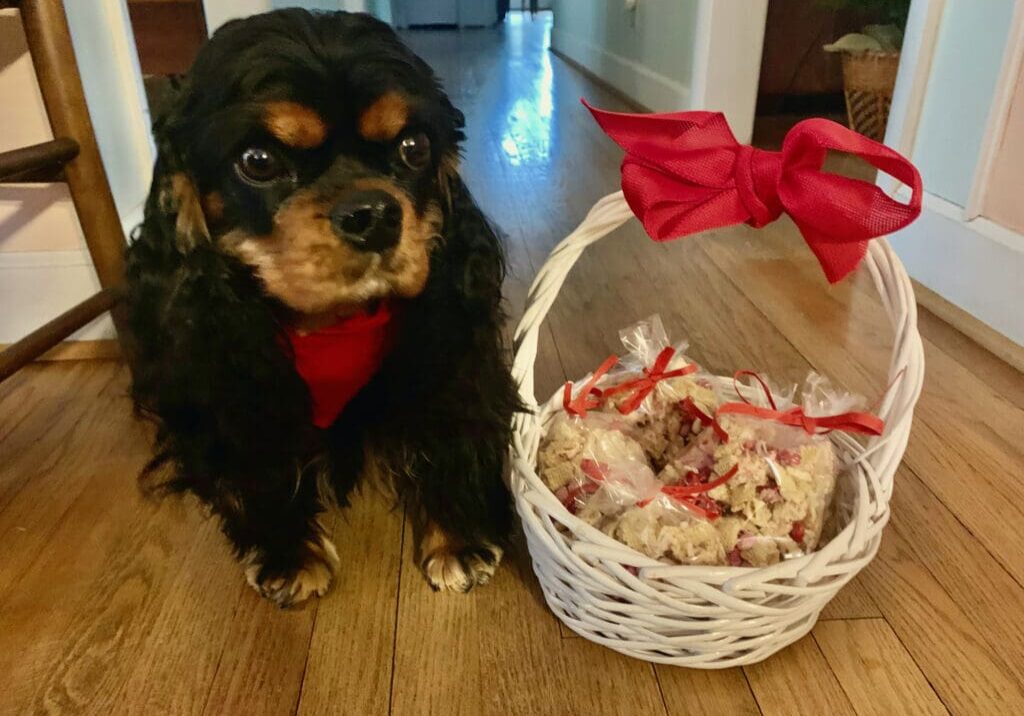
(691, 0, 768, 144)
(883, 0, 1024, 355)
(965, 0, 1024, 220)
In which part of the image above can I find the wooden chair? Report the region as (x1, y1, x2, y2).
(0, 0, 127, 382)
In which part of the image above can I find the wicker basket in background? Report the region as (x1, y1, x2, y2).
(841, 51, 900, 141)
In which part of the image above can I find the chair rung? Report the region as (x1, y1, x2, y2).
(0, 137, 79, 183)
(0, 285, 124, 382)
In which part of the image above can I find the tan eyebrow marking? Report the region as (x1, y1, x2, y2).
(262, 101, 328, 149)
(358, 92, 409, 142)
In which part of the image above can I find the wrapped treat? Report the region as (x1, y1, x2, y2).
(613, 498, 726, 566)
(538, 412, 658, 529)
(584, 316, 716, 466)
(538, 318, 883, 569)
(703, 372, 880, 565)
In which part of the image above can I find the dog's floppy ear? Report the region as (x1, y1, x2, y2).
(145, 90, 212, 254)
(126, 89, 313, 496)
(439, 169, 507, 313)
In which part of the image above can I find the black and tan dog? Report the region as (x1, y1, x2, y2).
(125, 9, 520, 607)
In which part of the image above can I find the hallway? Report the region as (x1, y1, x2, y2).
(1, 13, 1023, 715)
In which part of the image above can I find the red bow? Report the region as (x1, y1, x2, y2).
(717, 371, 884, 437)
(584, 100, 923, 283)
(600, 347, 697, 414)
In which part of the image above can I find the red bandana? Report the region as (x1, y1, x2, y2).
(285, 302, 397, 428)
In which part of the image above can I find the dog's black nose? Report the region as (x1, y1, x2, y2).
(329, 190, 402, 252)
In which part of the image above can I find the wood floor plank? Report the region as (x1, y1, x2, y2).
(656, 667, 762, 716)
(744, 637, 856, 716)
(814, 619, 948, 716)
(111, 520, 248, 716)
(0, 362, 120, 516)
(296, 491, 405, 716)
(857, 526, 1024, 714)
(882, 466, 1024, 686)
(201, 586, 316, 716)
(915, 305, 1024, 411)
(819, 576, 883, 621)
(0, 470, 204, 714)
(0, 364, 218, 716)
(0, 368, 140, 610)
(389, 530, 668, 716)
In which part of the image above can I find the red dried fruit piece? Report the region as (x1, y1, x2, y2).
(728, 547, 745, 566)
(689, 494, 722, 518)
(790, 521, 806, 544)
(777, 449, 802, 466)
(580, 458, 610, 481)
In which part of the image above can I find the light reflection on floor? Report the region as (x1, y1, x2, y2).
(499, 13, 555, 166)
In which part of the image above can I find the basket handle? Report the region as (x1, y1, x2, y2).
(510, 190, 925, 495)
(511, 191, 634, 407)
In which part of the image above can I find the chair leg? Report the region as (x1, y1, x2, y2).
(20, 0, 128, 334)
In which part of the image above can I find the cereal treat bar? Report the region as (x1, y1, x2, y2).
(603, 371, 719, 468)
(612, 499, 727, 565)
(703, 416, 837, 566)
(537, 412, 658, 527)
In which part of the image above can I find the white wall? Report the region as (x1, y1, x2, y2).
(0, 1, 152, 343)
(911, 0, 1017, 205)
(549, 0, 699, 111)
(204, 0, 376, 33)
(886, 0, 1024, 348)
(548, 0, 765, 142)
(204, 0, 274, 33)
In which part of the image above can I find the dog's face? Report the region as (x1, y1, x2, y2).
(153, 10, 464, 317)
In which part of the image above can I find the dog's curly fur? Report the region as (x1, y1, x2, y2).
(125, 9, 520, 606)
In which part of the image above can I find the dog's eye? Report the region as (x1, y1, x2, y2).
(398, 133, 431, 171)
(235, 147, 286, 185)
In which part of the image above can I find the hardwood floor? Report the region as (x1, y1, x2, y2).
(2, 13, 1023, 715)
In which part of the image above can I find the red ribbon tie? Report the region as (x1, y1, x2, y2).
(718, 371, 884, 436)
(601, 347, 698, 414)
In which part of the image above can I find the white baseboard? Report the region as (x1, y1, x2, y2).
(0, 251, 115, 343)
(549, 27, 690, 111)
(890, 191, 1024, 347)
(0, 202, 143, 345)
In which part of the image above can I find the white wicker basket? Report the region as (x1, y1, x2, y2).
(509, 190, 924, 668)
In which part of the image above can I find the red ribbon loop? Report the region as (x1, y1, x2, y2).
(679, 396, 729, 443)
(718, 371, 885, 437)
(638, 465, 739, 520)
(563, 354, 619, 417)
(584, 100, 923, 283)
(601, 347, 697, 414)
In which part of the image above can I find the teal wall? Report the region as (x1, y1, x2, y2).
(549, 0, 699, 109)
(551, 0, 697, 84)
(912, 0, 1016, 206)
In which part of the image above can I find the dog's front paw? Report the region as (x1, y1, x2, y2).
(243, 533, 340, 608)
(419, 522, 503, 593)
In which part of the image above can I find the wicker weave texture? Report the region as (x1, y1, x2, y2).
(509, 191, 923, 667)
(841, 52, 900, 142)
